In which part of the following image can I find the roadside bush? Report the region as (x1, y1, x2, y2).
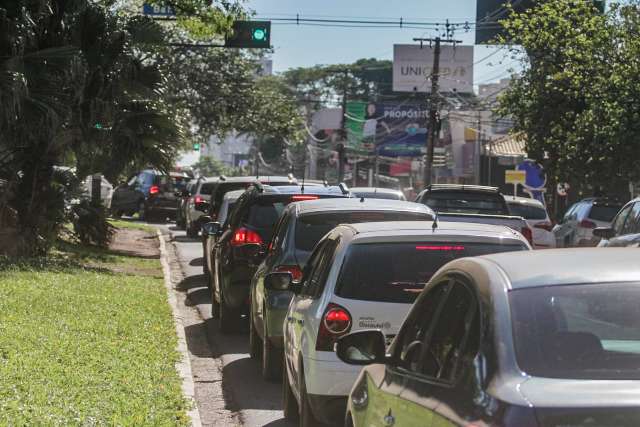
(71, 200, 115, 247)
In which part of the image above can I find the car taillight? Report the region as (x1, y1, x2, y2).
(194, 195, 204, 204)
(231, 227, 263, 246)
(149, 185, 160, 195)
(316, 303, 352, 351)
(291, 195, 319, 202)
(520, 226, 533, 244)
(274, 265, 303, 281)
(534, 222, 553, 232)
(579, 219, 597, 229)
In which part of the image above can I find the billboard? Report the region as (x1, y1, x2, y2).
(352, 103, 429, 157)
(393, 45, 474, 93)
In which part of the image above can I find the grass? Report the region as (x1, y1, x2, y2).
(0, 234, 189, 426)
(108, 218, 155, 233)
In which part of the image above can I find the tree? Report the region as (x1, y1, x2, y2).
(497, 0, 640, 193)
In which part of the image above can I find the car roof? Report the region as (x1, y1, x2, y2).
(292, 198, 434, 216)
(346, 220, 520, 237)
(200, 177, 220, 184)
(418, 184, 500, 194)
(217, 175, 295, 184)
(505, 196, 545, 208)
(350, 187, 403, 195)
(479, 248, 640, 289)
(257, 185, 347, 197)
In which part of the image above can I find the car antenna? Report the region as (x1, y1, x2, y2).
(432, 211, 439, 231)
(301, 168, 305, 194)
(360, 196, 365, 203)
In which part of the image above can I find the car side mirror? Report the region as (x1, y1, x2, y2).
(336, 330, 387, 366)
(593, 227, 614, 239)
(264, 272, 293, 291)
(202, 221, 220, 236)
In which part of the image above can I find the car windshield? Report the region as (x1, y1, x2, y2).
(589, 204, 622, 222)
(294, 211, 429, 251)
(510, 283, 640, 380)
(422, 191, 507, 215)
(335, 242, 528, 304)
(507, 202, 548, 220)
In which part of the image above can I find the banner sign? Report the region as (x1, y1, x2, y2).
(355, 103, 429, 157)
(393, 45, 474, 93)
(142, 3, 176, 16)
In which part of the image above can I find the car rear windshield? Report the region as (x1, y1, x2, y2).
(243, 195, 340, 243)
(199, 183, 216, 195)
(421, 191, 508, 215)
(294, 211, 429, 251)
(510, 283, 640, 380)
(335, 242, 527, 304)
(589, 204, 622, 222)
(507, 203, 548, 220)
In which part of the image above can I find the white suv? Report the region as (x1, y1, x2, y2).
(272, 221, 531, 426)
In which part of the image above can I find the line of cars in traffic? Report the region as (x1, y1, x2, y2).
(113, 170, 640, 426)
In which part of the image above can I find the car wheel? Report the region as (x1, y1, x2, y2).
(219, 288, 238, 334)
(300, 366, 321, 427)
(262, 310, 283, 382)
(282, 358, 299, 422)
(249, 308, 262, 360)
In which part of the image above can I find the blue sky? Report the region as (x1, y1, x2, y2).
(246, 0, 519, 84)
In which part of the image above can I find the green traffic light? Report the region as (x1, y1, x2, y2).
(252, 28, 266, 41)
(94, 123, 102, 130)
(193, 143, 200, 151)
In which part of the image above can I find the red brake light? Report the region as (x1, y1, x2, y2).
(415, 245, 465, 251)
(291, 195, 319, 202)
(194, 195, 204, 204)
(316, 303, 352, 351)
(149, 185, 160, 195)
(534, 222, 553, 232)
(231, 227, 263, 246)
(274, 265, 303, 281)
(579, 219, 597, 229)
(521, 226, 533, 244)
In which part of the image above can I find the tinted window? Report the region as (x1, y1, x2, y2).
(242, 197, 290, 243)
(622, 203, 640, 235)
(507, 202, 547, 220)
(589, 203, 622, 222)
(421, 191, 507, 215)
(301, 239, 338, 298)
(335, 242, 527, 304)
(510, 283, 640, 380)
(214, 183, 252, 207)
(611, 204, 633, 236)
(294, 211, 429, 252)
(199, 183, 216, 195)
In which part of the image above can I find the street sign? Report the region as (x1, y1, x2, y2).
(142, 3, 176, 17)
(225, 21, 271, 49)
(393, 45, 474, 93)
(505, 170, 526, 185)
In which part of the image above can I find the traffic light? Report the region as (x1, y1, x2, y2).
(193, 142, 200, 151)
(225, 21, 271, 49)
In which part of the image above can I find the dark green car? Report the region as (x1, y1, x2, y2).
(249, 198, 435, 381)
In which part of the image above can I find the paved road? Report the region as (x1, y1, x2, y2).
(158, 223, 293, 427)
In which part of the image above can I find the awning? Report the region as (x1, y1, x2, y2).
(486, 133, 526, 158)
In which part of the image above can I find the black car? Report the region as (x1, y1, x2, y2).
(209, 183, 348, 333)
(111, 169, 191, 221)
(594, 197, 640, 247)
(249, 198, 434, 380)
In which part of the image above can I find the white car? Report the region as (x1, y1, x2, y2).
(185, 177, 218, 237)
(553, 197, 623, 247)
(273, 221, 531, 425)
(506, 196, 556, 248)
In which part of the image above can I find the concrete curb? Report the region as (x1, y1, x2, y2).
(157, 230, 203, 427)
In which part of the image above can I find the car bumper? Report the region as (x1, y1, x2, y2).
(303, 355, 361, 397)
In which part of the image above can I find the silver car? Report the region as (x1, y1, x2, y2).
(553, 197, 623, 247)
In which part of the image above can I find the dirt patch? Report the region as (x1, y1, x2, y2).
(110, 228, 160, 259)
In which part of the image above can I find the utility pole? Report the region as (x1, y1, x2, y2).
(413, 36, 461, 187)
(338, 69, 349, 183)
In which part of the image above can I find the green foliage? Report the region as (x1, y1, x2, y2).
(72, 200, 116, 247)
(497, 0, 640, 191)
(0, 239, 188, 425)
(193, 156, 242, 177)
